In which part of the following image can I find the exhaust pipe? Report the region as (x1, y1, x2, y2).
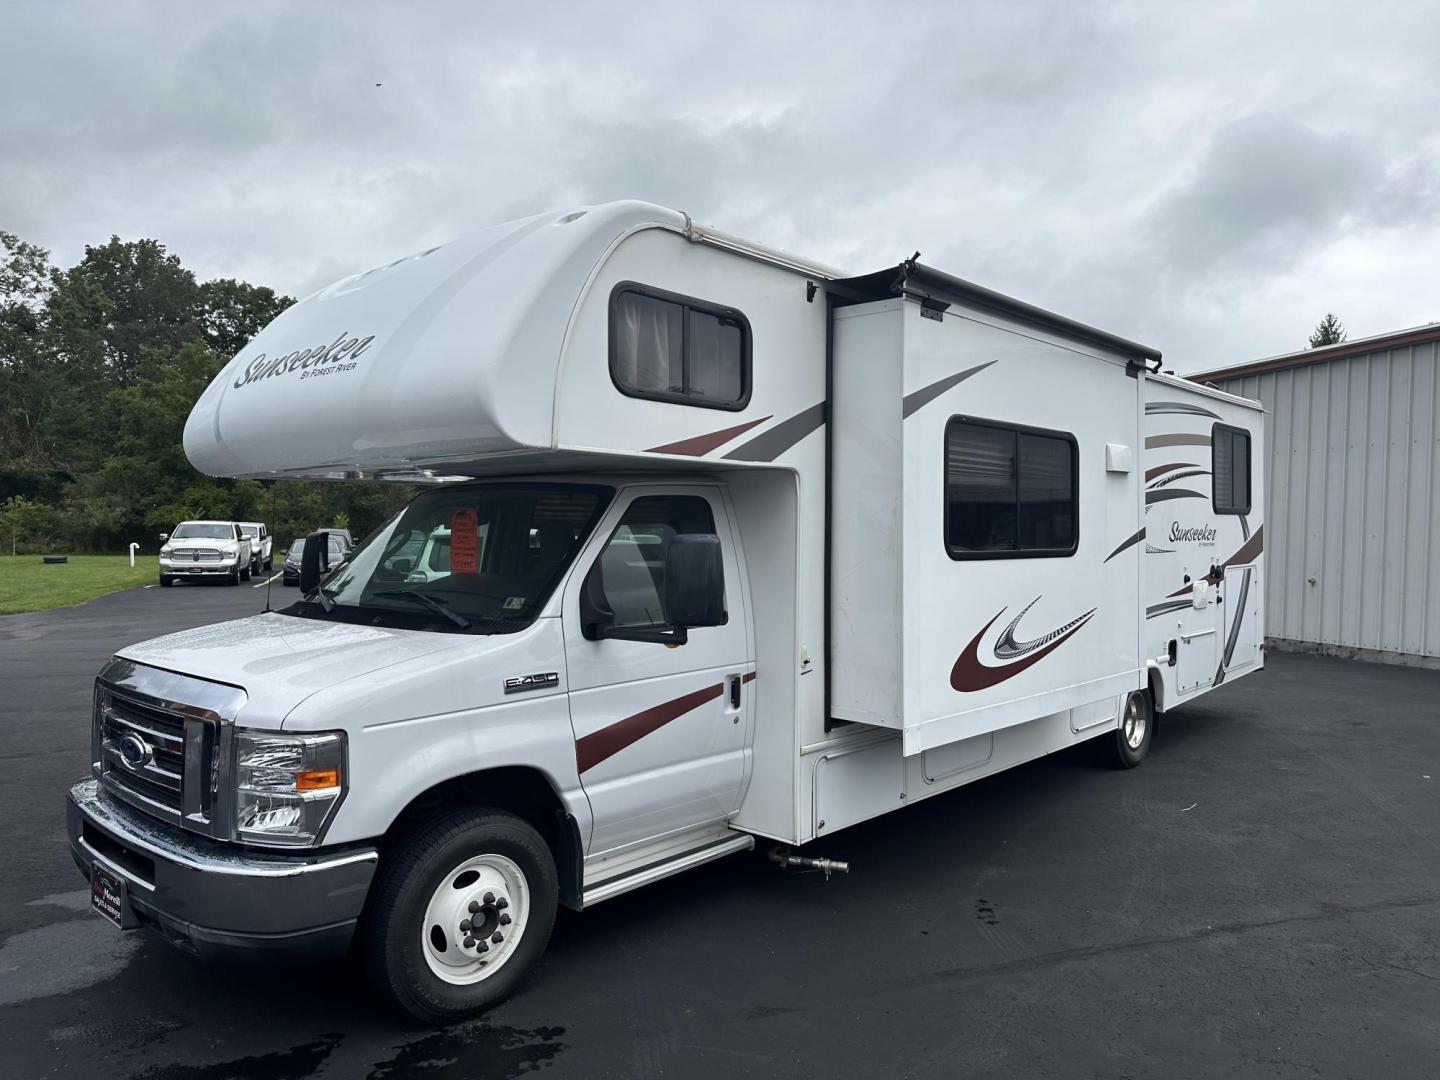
(769, 846, 850, 880)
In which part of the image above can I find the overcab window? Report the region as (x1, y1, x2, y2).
(609, 283, 751, 410)
(945, 417, 1078, 559)
(1212, 423, 1251, 515)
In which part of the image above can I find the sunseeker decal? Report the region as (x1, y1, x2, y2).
(901, 361, 997, 418)
(1164, 526, 1264, 597)
(1103, 527, 1146, 563)
(950, 598, 1095, 692)
(231, 331, 377, 389)
(646, 415, 772, 456)
(576, 672, 756, 773)
(1169, 522, 1217, 544)
(1145, 401, 1221, 419)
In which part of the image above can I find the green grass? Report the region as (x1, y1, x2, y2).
(0, 555, 153, 614)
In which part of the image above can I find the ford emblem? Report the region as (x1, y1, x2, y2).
(117, 733, 153, 769)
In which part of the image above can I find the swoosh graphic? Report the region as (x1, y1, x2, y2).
(951, 602, 1096, 692)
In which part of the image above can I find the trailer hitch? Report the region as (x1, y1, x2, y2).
(768, 846, 850, 880)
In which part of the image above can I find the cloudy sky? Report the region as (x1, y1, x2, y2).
(3, 1, 1438, 373)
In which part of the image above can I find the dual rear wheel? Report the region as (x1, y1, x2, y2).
(1108, 688, 1154, 768)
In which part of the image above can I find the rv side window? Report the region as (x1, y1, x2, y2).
(1212, 423, 1251, 514)
(945, 417, 1078, 559)
(609, 283, 751, 411)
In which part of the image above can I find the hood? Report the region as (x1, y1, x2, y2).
(116, 612, 466, 726)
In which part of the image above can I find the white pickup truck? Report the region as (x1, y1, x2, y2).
(157, 520, 253, 586)
(236, 522, 272, 576)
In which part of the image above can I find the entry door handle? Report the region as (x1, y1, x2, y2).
(728, 674, 742, 709)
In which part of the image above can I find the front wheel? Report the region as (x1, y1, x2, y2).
(228, 567, 242, 586)
(363, 810, 558, 1024)
(159, 575, 173, 587)
(1108, 689, 1153, 768)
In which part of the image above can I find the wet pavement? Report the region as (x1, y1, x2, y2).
(3, 581, 1439, 1078)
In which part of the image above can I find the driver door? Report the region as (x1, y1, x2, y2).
(563, 487, 754, 856)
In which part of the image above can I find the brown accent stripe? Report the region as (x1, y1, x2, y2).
(1103, 527, 1146, 563)
(647, 416, 771, 457)
(1145, 433, 1211, 449)
(724, 403, 825, 461)
(575, 670, 757, 774)
(1145, 461, 1197, 482)
(901, 361, 996, 418)
(1166, 525, 1265, 597)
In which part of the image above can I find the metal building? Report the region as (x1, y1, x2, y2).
(1192, 325, 1440, 668)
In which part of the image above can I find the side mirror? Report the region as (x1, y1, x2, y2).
(665, 534, 725, 628)
(392, 557, 415, 576)
(299, 530, 332, 594)
(157, 533, 169, 543)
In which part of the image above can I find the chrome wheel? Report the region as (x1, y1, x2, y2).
(420, 854, 530, 986)
(1122, 692, 1147, 750)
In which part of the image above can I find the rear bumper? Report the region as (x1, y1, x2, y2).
(68, 779, 377, 960)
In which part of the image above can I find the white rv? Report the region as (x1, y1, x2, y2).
(68, 202, 1264, 1022)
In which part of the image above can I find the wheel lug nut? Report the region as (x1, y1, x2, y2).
(463, 936, 475, 949)
(467, 900, 480, 913)
(491, 931, 503, 944)
(495, 897, 509, 910)
(477, 940, 489, 953)
(459, 919, 472, 932)
(499, 913, 512, 925)
(483, 892, 495, 905)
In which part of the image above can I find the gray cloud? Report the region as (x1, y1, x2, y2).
(2, 1, 1438, 372)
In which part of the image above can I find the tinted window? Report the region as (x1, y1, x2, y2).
(610, 284, 750, 410)
(172, 523, 235, 540)
(946, 417, 1077, 558)
(1212, 423, 1251, 514)
(589, 496, 723, 629)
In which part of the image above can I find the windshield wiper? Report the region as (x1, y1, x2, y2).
(371, 589, 472, 629)
(308, 585, 335, 612)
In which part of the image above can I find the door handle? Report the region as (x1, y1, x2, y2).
(728, 674, 742, 709)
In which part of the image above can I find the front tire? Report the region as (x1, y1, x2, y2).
(159, 575, 173, 587)
(1108, 689, 1153, 768)
(363, 809, 558, 1024)
(228, 567, 242, 586)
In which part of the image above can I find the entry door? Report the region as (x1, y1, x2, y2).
(564, 487, 754, 856)
(1218, 564, 1259, 675)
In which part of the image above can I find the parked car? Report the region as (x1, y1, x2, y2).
(158, 521, 252, 586)
(282, 532, 348, 586)
(236, 522, 273, 575)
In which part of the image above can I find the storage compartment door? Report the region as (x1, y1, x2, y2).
(1220, 565, 1260, 673)
(1177, 628, 1216, 693)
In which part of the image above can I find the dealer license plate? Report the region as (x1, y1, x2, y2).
(90, 862, 127, 929)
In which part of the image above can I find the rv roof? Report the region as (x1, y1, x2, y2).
(830, 260, 1162, 365)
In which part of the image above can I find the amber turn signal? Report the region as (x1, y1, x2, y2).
(296, 768, 340, 791)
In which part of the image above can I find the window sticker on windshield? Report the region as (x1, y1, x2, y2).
(450, 508, 479, 573)
(503, 596, 526, 611)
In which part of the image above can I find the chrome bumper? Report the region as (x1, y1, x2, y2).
(68, 779, 377, 958)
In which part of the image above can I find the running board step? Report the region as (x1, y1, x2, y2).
(582, 833, 755, 908)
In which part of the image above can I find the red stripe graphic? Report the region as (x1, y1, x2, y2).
(575, 672, 757, 773)
(950, 607, 1095, 692)
(647, 416, 771, 457)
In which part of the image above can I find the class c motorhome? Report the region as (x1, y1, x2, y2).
(68, 201, 1264, 1022)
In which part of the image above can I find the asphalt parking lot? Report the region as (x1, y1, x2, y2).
(2, 582, 1439, 1079)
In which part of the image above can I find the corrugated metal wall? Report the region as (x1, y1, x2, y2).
(1213, 339, 1439, 661)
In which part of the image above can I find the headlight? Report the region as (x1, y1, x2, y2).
(233, 729, 346, 847)
(160, 545, 173, 557)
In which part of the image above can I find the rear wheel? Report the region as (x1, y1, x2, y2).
(1108, 689, 1153, 768)
(363, 809, 558, 1024)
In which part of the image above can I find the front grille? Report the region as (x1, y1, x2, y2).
(92, 659, 246, 839)
(99, 693, 188, 819)
(179, 548, 223, 562)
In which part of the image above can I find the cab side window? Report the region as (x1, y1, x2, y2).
(589, 496, 723, 630)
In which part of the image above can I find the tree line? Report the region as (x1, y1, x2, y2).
(0, 230, 413, 555)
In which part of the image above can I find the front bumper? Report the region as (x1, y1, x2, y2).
(68, 779, 376, 960)
(160, 556, 243, 577)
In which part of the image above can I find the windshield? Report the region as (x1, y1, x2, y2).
(238, 525, 259, 538)
(288, 539, 305, 557)
(172, 523, 234, 540)
(281, 483, 612, 634)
